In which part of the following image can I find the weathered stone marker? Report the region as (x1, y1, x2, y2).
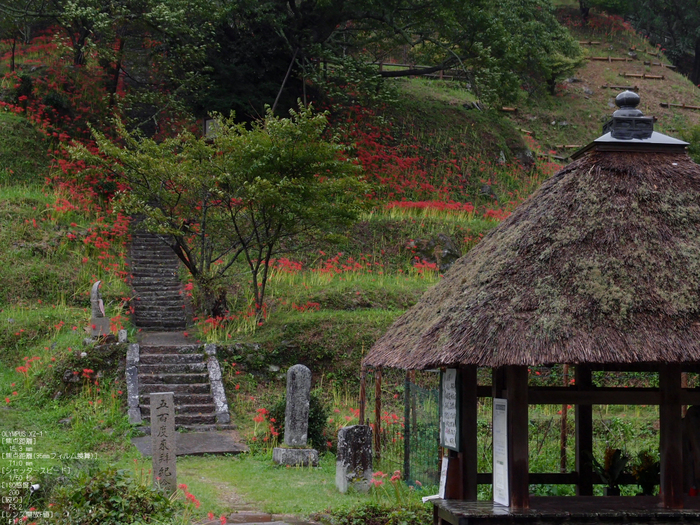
(90, 281, 111, 337)
(273, 364, 319, 466)
(336, 425, 373, 493)
(284, 364, 311, 446)
(151, 392, 176, 494)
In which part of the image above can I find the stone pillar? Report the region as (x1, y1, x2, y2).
(336, 425, 373, 493)
(273, 364, 319, 466)
(151, 392, 177, 494)
(284, 364, 311, 446)
(90, 281, 111, 337)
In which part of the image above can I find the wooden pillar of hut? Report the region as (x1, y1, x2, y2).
(506, 365, 529, 509)
(659, 363, 683, 509)
(444, 366, 478, 501)
(461, 365, 478, 500)
(575, 365, 593, 496)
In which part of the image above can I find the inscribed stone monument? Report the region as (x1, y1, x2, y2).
(273, 364, 319, 466)
(336, 425, 373, 493)
(151, 392, 177, 494)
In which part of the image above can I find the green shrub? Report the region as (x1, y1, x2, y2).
(44, 465, 178, 524)
(325, 501, 431, 525)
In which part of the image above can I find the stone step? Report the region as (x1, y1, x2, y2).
(133, 314, 187, 321)
(139, 393, 214, 405)
(140, 345, 201, 354)
(132, 290, 185, 298)
(133, 321, 188, 330)
(131, 276, 182, 282)
(139, 362, 207, 374)
(143, 413, 218, 425)
(137, 423, 237, 434)
(141, 403, 216, 416)
(133, 319, 188, 329)
(138, 383, 211, 395)
(133, 299, 185, 306)
(131, 270, 178, 277)
(140, 353, 205, 365)
(133, 304, 187, 313)
(139, 373, 208, 385)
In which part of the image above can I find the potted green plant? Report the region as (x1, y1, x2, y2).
(591, 448, 629, 496)
(631, 450, 660, 496)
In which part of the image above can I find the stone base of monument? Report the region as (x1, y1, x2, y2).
(272, 447, 319, 467)
(90, 317, 111, 337)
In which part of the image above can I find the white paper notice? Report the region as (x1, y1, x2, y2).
(441, 368, 458, 450)
(421, 457, 448, 503)
(492, 398, 509, 506)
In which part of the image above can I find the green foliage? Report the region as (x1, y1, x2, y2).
(72, 103, 368, 317)
(0, 113, 48, 184)
(43, 465, 178, 524)
(325, 501, 432, 525)
(590, 0, 631, 14)
(269, 392, 331, 451)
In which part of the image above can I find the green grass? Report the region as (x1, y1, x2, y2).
(178, 454, 370, 516)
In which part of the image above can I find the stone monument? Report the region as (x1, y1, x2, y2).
(151, 392, 177, 494)
(336, 425, 373, 493)
(272, 364, 319, 467)
(90, 281, 111, 337)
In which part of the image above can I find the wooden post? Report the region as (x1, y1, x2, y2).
(660, 364, 683, 509)
(374, 368, 382, 461)
(359, 367, 366, 424)
(575, 365, 593, 496)
(507, 366, 529, 509)
(492, 367, 506, 399)
(560, 364, 569, 473)
(403, 371, 411, 483)
(461, 365, 478, 500)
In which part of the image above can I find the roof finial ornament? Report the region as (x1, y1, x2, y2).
(571, 90, 688, 159)
(602, 90, 653, 140)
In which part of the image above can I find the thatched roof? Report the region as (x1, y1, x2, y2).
(364, 150, 700, 369)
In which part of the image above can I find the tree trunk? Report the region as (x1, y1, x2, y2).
(691, 37, 700, 85)
(10, 35, 16, 72)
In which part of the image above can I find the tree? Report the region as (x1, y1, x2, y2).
(632, 0, 700, 84)
(70, 104, 368, 318)
(195, 0, 583, 116)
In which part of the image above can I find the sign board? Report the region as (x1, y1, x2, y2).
(440, 368, 460, 451)
(421, 457, 449, 503)
(493, 398, 509, 506)
(203, 118, 220, 139)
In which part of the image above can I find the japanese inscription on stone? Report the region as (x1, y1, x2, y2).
(440, 368, 460, 451)
(151, 392, 176, 494)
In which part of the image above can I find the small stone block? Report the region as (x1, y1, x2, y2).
(272, 447, 319, 467)
(90, 317, 111, 337)
(118, 329, 128, 343)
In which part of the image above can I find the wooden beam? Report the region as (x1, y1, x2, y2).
(460, 366, 478, 500)
(660, 364, 683, 508)
(374, 369, 382, 461)
(529, 386, 660, 405)
(507, 366, 529, 509)
(575, 366, 593, 496)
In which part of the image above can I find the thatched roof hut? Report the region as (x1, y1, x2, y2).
(364, 92, 696, 370)
(364, 92, 697, 514)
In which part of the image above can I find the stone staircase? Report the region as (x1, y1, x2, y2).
(126, 228, 233, 433)
(128, 342, 232, 432)
(129, 231, 188, 331)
